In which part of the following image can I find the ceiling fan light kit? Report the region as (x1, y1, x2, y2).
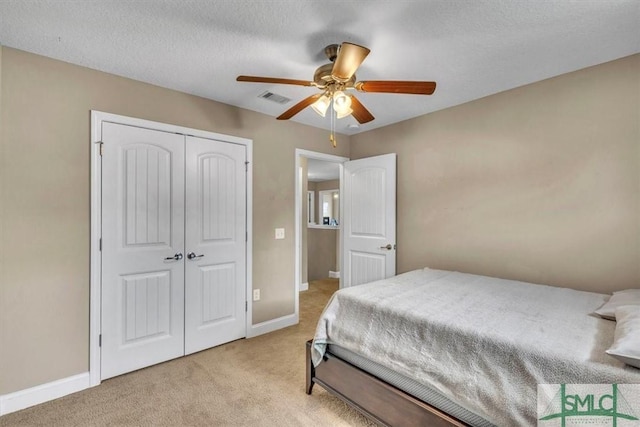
(311, 94, 330, 117)
(336, 107, 353, 120)
(236, 41, 436, 147)
(331, 90, 351, 113)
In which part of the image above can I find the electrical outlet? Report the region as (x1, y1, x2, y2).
(275, 228, 285, 239)
(253, 289, 260, 301)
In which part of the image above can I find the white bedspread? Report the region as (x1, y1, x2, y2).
(312, 268, 640, 426)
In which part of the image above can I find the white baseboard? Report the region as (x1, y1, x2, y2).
(0, 372, 91, 416)
(300, 282, 309, 292)
(247, 313, 298, 338)
(329, 270, 340, 278)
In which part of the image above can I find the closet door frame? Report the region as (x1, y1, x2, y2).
(89, 111, 253, 387)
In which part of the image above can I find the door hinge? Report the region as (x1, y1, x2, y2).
(245, 301, 248, 312)
(99, 334, 102, 347)
(245, 161, 249, 172)
(98, 141, 104, 156)
(246, 231, 248, 242)
(99, 237, 102, 251)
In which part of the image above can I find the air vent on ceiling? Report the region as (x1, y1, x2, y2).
(258, 91, 291, 105)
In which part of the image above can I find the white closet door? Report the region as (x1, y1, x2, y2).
(101, 123, 185, 379)
(184, 136, 247, 355)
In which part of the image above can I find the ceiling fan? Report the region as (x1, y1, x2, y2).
(236, 42, 436, 125)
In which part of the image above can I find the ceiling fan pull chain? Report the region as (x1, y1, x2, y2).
(330, 104, 337, 148)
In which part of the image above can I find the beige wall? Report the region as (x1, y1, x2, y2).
(0, 45, 5, 393)
(307, 228, 337, 281)
(351, 54, 640, 294)
(0, 47, 350, 395)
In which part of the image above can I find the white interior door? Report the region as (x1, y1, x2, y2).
(342, 153, 396, 287)
(101, 123, 185, 379)
(184, 136, 247, 355)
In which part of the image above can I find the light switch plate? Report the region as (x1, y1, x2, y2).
(275, 228, 285, 239)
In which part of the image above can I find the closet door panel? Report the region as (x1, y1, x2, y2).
(101, 123, 185, 379)
(184, 136, 247, 354)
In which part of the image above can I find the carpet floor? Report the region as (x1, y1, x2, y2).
(1, 279, 374, 426)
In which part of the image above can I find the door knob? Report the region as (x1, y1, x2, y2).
(187, 252, 204, 260)
(164, 252, 183, 261)
(379, 244, 393, 250)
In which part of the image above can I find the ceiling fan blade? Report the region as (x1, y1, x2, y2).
(236, 75, 315, 87)
(349, 95, 375, 124)
(277, 93, 323, 120)
(331, 42, 371, 82)
(355, 80, 436, 95)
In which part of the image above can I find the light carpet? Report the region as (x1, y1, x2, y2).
(1, 279, 374, 426)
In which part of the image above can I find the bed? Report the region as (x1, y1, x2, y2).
(306, 268, 640, 426)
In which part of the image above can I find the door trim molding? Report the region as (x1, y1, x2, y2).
(90, 111, 253, 387)
(294, 149, 348, 311)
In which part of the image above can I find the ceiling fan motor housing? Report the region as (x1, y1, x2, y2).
(313, 64, 356, 88)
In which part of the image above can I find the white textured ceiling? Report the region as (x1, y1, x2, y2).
(0, 1, 638, 135)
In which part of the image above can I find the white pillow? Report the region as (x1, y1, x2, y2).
(606, 305, 640, 369)
(594, 289, 640, 320)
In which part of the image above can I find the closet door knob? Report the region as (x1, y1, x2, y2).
(187, 252, 204, 260)
(164, 252, 183, 261)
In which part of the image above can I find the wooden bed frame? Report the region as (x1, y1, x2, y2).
(306, 340, 469, 427)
